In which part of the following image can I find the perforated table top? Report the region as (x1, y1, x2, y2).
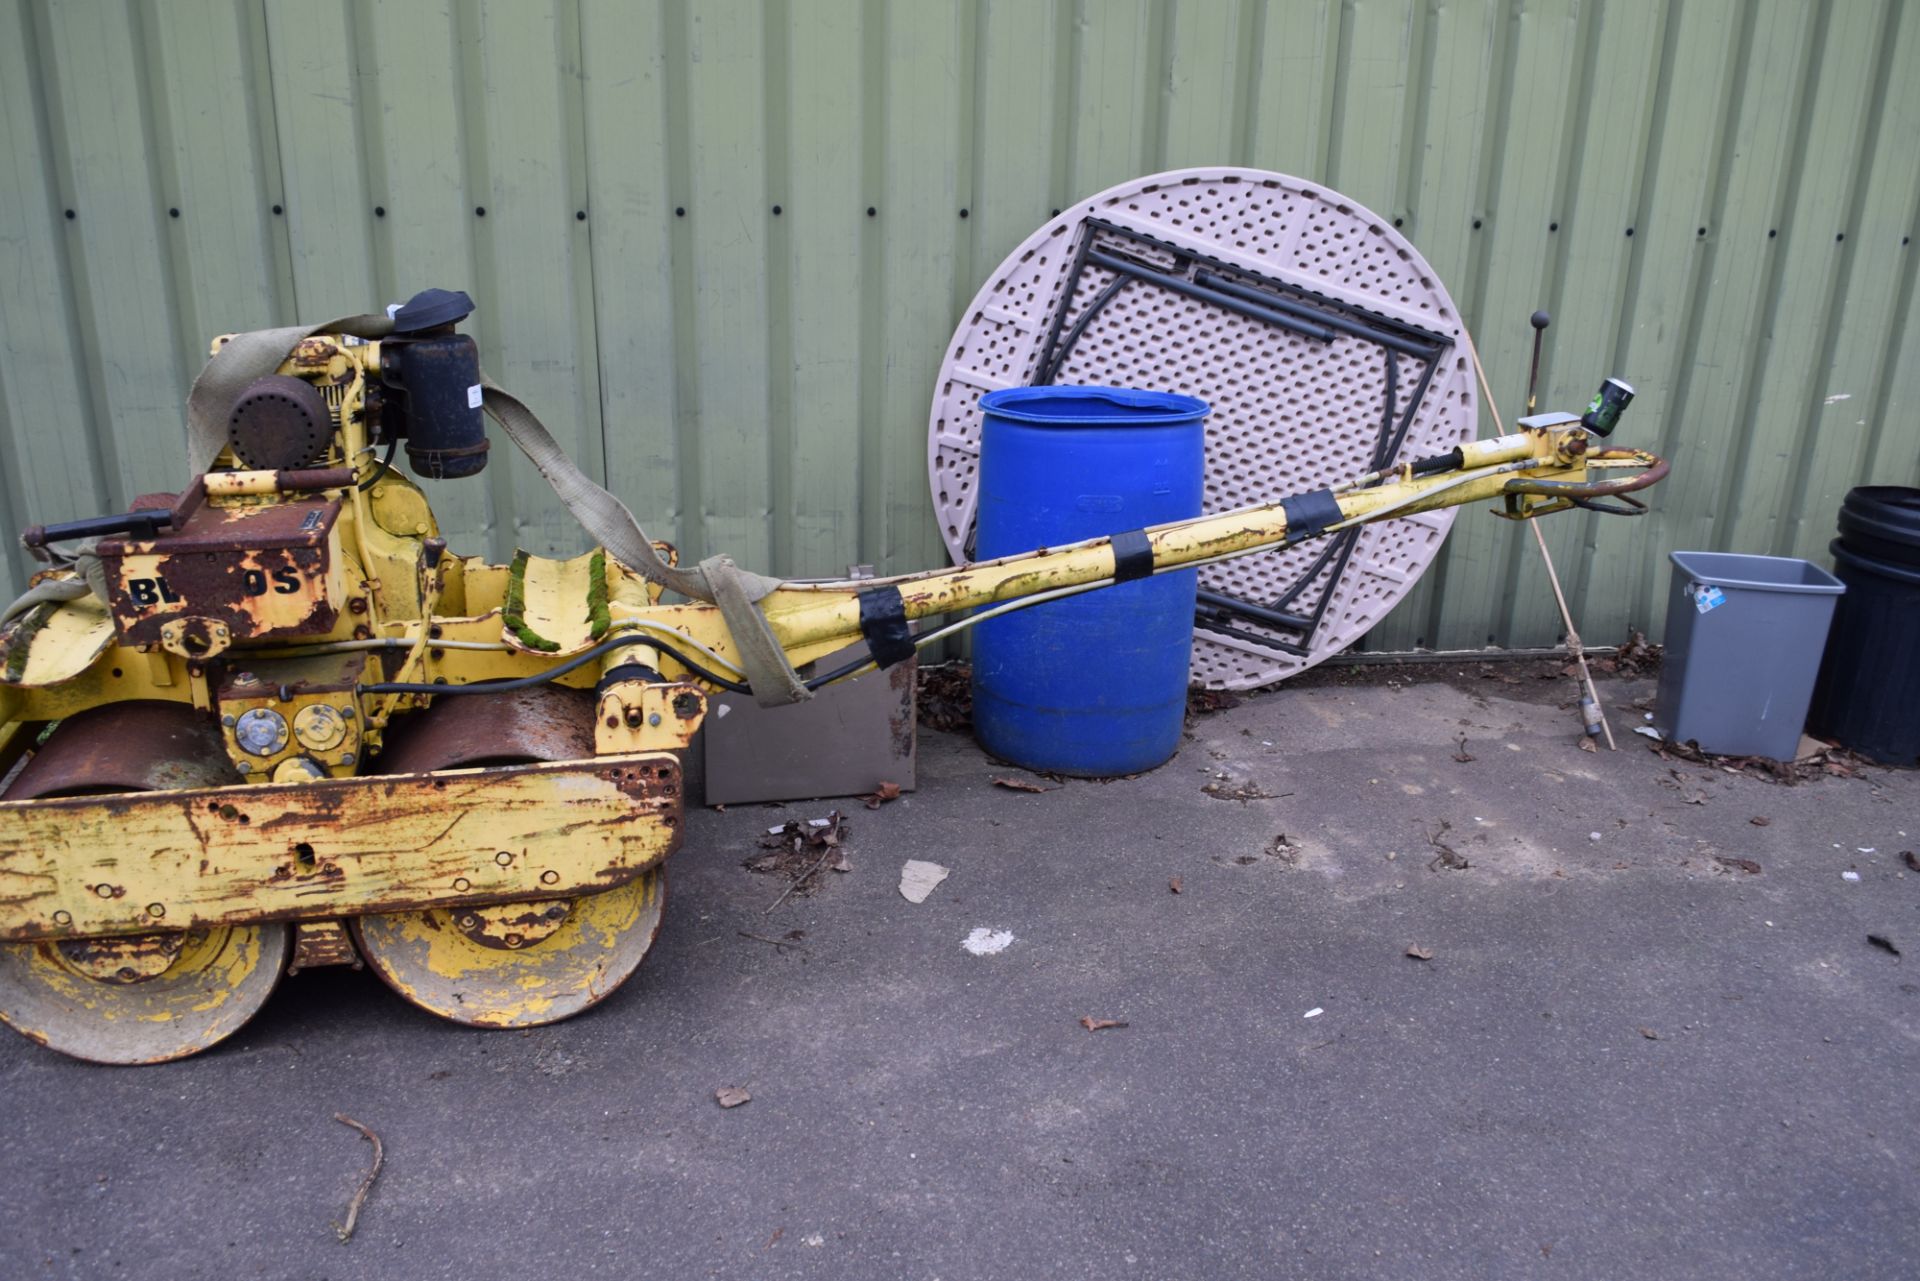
(928, 168, 1479, 690)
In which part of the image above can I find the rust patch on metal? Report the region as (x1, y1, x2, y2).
(287, 920, 360, 972)
(291, 337, 339, 367)
(56, 931, 187, 983)
(375, 685, 595, 773)
(449, 899, 572, 950)
(2, 702, 238, 800)
(99, 490, 344, 646)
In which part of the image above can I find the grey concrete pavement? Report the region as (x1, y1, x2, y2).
(3, 671, 1917, 1280)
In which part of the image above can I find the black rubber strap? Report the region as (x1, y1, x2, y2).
(857, 586, 917, 669)
(1109, 528, 1154, 582)
(1280, 488, 1343, 540)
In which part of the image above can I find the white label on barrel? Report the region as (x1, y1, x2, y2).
(467, 384, 484, 409)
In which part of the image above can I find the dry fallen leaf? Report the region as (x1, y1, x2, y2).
(1577, 737, 1598, 754)
(1452, 735, 1475, 764)
(715, 1087, 752, 1109)
(1714, 856, 1762, 875)
(898, 859, 950, 904)
(1168, 877, 1183, 894)
(1405, 945, 1434, 961)
(1903, 851, 1919, 872)
(1637, 1027, 1660, 1041)
(1750, 816, 1771, 827)
(862, 781, 902, 810)
(1079, 1017, 1128, 1032)
(1868, 934, 1901, 957)
(992, 776, 1054, 793)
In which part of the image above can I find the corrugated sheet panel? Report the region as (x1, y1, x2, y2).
(3, 0, 1916, 658)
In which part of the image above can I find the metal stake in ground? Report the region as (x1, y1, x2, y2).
(1472, 313, 1617, 750)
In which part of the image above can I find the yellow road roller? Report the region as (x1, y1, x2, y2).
(0, 290, 1666, 1063)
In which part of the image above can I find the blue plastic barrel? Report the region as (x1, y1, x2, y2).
(969, 386, 1208, 776)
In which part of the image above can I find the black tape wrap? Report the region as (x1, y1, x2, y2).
(857, 586, 916, 670)
(1280, 488, 1343, 541)
(1109, 528, 1154, 583)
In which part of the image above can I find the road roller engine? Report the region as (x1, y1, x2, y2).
(0, 288, 1668, 1063)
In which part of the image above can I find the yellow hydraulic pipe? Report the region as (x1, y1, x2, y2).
(751, 437, 1553, 657)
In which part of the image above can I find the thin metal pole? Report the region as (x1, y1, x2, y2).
(1465, 331, 1618, 750)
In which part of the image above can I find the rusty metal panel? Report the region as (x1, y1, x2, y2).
(0, 751, 683, 942)
(99, 492, 345, 645)
(2, 0, 1917, 663)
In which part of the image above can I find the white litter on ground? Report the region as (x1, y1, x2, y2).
(962, 927, 1014, 955)
(1304, 1007, 1324, 1019)
(1842, 871, 1862, 882)
(898, 860, 951, 904)
(1633, 726, 1663, 740)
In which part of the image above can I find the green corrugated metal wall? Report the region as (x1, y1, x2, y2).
(3, 0, 1916, 656)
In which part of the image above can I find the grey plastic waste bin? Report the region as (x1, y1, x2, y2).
(1655, 551, 1845, 759)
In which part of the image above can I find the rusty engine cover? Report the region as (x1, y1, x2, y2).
(97, 483, 346, 647)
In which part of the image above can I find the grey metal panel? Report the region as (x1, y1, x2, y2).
(2, 0, 1916, 665)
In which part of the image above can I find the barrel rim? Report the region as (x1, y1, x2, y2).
(1831, 538, 1920, 586)
(979, 384, 1211, 426)
(1667, 550, 1845, 595)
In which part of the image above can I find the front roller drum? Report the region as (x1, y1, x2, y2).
(0, 923, 290, 1064)
(0, 702, 288, 1064)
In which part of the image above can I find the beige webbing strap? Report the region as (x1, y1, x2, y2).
(176, 318, 809, 705)
(185, 314, 395, 472)
(2, 538, 107, 629)
(697, 554, 810, 706)
(475, 381, 809, 705)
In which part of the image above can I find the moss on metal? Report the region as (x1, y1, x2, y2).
(503, 551, 560, 653)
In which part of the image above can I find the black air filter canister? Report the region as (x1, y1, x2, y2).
(383, 334, 489, 479)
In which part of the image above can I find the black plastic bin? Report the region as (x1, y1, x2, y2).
(1808, 487, 1920, 766)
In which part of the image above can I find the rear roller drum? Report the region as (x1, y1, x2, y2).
(353, 686, 670, 1027)
(0, 702, 290, 1064)
(350, 871, 664, 1028)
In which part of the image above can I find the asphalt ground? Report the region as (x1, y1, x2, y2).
(3, 670, 1917, 1280)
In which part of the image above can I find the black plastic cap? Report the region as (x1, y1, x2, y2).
(1531, 309, 1551, 330)
(390, 288, 475, 334)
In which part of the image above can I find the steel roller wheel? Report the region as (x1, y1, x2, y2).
(350, 871, 665, 1028)
(0, 702, 291, 1064)
(350, 686, 668, 1028)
